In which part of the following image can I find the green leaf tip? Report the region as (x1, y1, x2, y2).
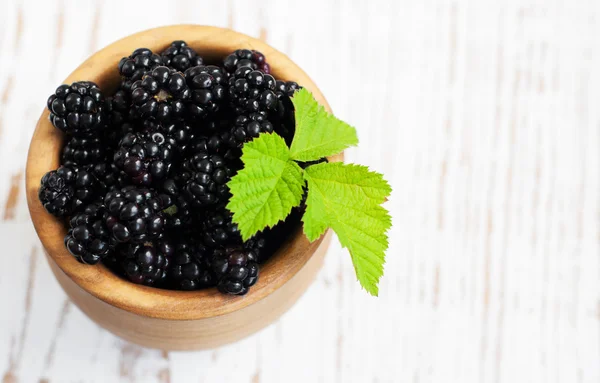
(290, 89, 358, 161)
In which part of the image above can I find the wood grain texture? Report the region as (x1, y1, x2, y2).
(1, 0, 599, 381)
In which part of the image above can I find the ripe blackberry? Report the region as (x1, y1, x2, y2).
(184, 65, 228, 119)
(120, 240, 174, 286)
(105, 88, 136, 127)
(273, 81, 302, 146)
(178, 151, 232, 207)
(130, 66, 190, 122)
(169, 240, 214, 290)
(89, 162, 125, 192)
(226, 111, 274, 147)
(113, 131, 175, 186)
(104, 121, 136, 150)
(64, 203, 112, 265)
(244, 235, 268, 263)
(61, 135, 105, 167)
(274, 80, 301, 98)
(228, 67, 278, 115)
(211, 247, 260, 295)
(103, 186, 166, 244)
(201, 209, 241, 248)
(160, 120, 195, 154)
(223, 49, 270, 74)
(187, 133, 243, 171)
(161, 179, 193, 229)
(47, 81, 107, 136)
(160, 41, 203, 72)
(188, 135, 221, 155)
(39, 166, 98, 217)
(118, 48, 163, 91)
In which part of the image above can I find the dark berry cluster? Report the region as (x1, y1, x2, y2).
(39, 40, 302, 294)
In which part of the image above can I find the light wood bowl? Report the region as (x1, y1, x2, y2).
(25, 25, 338, 350)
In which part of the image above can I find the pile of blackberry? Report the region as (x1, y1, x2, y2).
(39, 41, 302, 295)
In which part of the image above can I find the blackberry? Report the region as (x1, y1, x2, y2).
(89, 162, 125, 192)
(226, 111, 274, 148)
(188, 135, 221, 155)
(103, 186, 166, 244)
(160, 120, 195, 154)
(160, 41, 203, 72)
(104, 121, 136, 150)
(178, 151, 232, 207)
(64, 203, 112, 265)
(118, 48, 163, 91)
(187, 133, 243, 172)
(223, 49, 270, 74)
(273, 81, 301, 145)
(161, 179, 193, 229)
(184, 65, 228, 119)
(105, 89, 136, 128)
(130, 66, 190, 122)
(120, 240, 174, 286)
(39, 166, 98, 217)
(244, 235, 268, 263)
(186, 111, 235, 151)
(201, 209, 241, 248)
(274, 80, 301, 98)
(47, 81, 107, 136)
(169, 240, 214, 290)
(211, 247, 260, 295)
(61, 135, 105, 167)
(228, 67, 278, 115)
(113, 131, 175, 186)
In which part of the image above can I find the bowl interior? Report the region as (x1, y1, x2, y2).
(26, 25, 337, 320)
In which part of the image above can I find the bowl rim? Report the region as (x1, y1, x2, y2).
(26, 25, 337, 321)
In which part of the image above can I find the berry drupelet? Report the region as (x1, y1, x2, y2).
(47, 81, 107, 136)
(103, 186, 166, 244)
(118, 48, 163, 91)
(113, 131, 175, 186)
(64, 202, 112, 265)
(184, 65, 228, 119)
(120, 240, 174, 286)
(223, 49, 270, 74)
(160, 41, 204, 72)
(130, 66, 190, 122)
(39, 166, 98, 217)
(177, 151, 232, 208)
(61, 135, 105, 168)
(211, 246, 260, 295)
(169, 240, 214, 290)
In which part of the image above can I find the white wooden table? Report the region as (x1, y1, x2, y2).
(0, 1, 598, 382)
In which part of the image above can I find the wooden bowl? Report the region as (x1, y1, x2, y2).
(25, 25, 337, 350)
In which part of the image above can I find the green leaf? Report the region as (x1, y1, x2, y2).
(302, 162, 391, 205)
(227, 133, 305, 241)
(290, 88, 358, 162)
(303, 162, 391, 296)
